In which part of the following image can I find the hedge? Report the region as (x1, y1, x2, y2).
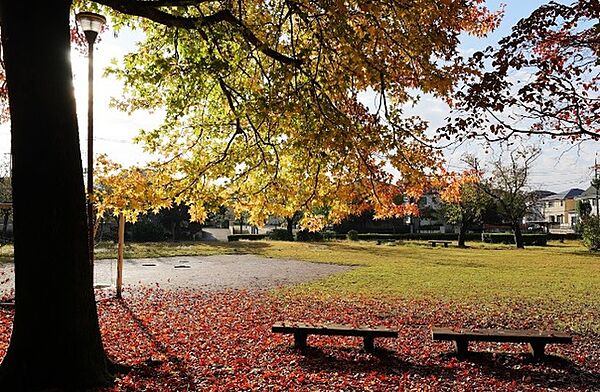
(547, 233, 582, 241)
(354, 233, 481, 242)
(481, 233, 547, 246)
(322, 231, 344, 240)
(227, 234, 268, 241)
(296, 230, 323, 242)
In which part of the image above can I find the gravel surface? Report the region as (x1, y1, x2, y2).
(0, 255, 353, 293)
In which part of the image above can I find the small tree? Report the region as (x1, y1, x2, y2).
(438, 169, 495, 248)
(467, 149, 540, 249)
(577, 200, 592, 220)
(95, 156, 171, 297)
(581, 216, 600, 251)
(441, 183, 492, 248)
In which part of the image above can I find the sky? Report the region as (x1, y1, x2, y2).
(0, 0, 595, 193)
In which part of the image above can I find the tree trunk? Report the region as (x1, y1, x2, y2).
(286, 217, 294, 241)
(513, 221, 525, 249)
(457, 222, 468, 248)
(1, 209, 8, 238)
(0, 1, 113, 390)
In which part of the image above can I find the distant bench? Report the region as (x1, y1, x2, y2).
(272, 322, 398, 352)
(432, 327, 572, 358)
(429, 240, 452, 248)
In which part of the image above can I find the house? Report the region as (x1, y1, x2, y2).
(575, 185, 599, 217)
(540, 188, 584, 232)
(524, 190, 555, 223)
(413, 190, 447, 232)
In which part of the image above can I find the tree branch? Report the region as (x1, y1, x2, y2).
(92, 0, 302, 66)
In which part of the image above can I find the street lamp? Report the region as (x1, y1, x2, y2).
(77, 12, 106, 269)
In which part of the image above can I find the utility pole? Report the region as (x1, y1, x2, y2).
(595, 157, 600, 219)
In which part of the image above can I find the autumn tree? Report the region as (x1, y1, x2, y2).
(0, 0, 498, 389)
(442, 0, 599, 142)
(95, 155, 170, 224)
(467, 149, 540, 249)
(101, 0, 500, 231)
(439, 171, 491, 248)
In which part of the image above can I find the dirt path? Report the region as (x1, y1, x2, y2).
(0, 254, 353, 293)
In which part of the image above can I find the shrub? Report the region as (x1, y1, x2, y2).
(347, 230, 359, 241)
(321, 230, 343, 240)
(581, 216, 600, 251)
(268, 228, 294, 241)
(227, 234, 268, 241)
(296, 229, 323, 242)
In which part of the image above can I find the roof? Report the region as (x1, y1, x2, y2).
(531, 190, 556, 199)
(577, 185, 598, 199)
(541, 188, 584, 201)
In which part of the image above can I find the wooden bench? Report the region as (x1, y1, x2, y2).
(272, 322, 398, 352)
(432, 327, 572, 359)
(429, 240, 451, 248)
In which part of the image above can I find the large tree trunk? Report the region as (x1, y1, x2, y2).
(0, 1, 114, 390)
(513, 221, 525, 249)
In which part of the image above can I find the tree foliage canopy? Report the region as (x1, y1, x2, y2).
(442, 0, 600, 142)
(73, 0, 500, 228)
(0, 1, 501, 227)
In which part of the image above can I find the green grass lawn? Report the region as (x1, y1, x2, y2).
(122, 239, 599, 333)
(248, 240, 600, 332)
(2, 239, 599, 332)
(258, 240, 599, 301)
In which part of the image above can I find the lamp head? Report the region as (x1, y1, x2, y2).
(76, 12, 106, 45)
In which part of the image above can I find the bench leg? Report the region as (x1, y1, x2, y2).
(431, 243, 436, 247)
(453, 339, 468, 356)
(529, 342, 545, 359)
(444, 243, 448, 248)
(294, 332, 307, 350)
(364, 336, 375, 352)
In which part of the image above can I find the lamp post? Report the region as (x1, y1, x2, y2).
(77, 12, 106, 269)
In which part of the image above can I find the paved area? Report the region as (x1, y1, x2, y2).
(0, 254, 353, 293)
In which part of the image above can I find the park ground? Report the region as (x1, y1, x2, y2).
(0, 240, 599, 391)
